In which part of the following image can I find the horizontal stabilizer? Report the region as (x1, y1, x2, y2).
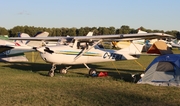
(115, 43, 143, 60)
(0, 55, 28, 62)
(117, 43, 143, 55)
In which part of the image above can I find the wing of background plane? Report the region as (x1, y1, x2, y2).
(0, 32, 49, 55)
(0, 32, 49, 62)
(9, 33, 174, 41)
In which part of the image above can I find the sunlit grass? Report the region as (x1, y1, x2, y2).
(0, 49, 180, 105)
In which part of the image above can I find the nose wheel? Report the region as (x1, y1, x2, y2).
(48, 71, 55, 77)
(48, 64, 56, 77)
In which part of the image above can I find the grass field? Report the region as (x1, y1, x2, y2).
(0, 49, 180, 106)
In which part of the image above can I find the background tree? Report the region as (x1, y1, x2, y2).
(118, 25, 131, 34)
(77, 27, 85, 36)
(0, 27, 9, 35)
(165, 30, 178, 37)
(0, 25, 178, 37)
(61, 27, 68, 36)
(10, 26, 25, 37)
(108, 27, 115, 34)
(98, 27, 110, 35)
(91, 27, 98, 35)
(83, 27, 91, 35)
(66, 27, 76, 36)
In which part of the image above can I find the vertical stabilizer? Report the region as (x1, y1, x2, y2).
(115, 43, 143, 60)
(116, 43, 143, 55)
(86, 31, 93, 36)
(26, 32, 49, 47)
(138, 29, 147, 34)
(17, 32, 30, 44)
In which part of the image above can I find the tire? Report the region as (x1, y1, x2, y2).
(59, 69, 67, 74)
(89, 68, 97, 76)
(48, 71, 54, 77)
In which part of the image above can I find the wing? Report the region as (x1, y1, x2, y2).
(9, 33, 174, 41)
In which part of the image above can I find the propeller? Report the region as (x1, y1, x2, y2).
(44, 47, 54, 54)
(35, 47, 54, 54)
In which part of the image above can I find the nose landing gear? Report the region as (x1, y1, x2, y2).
(48, 64, 56, 77)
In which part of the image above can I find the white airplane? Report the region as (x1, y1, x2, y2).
(0, 32, 49, 62)
(9, 32, 173, 77)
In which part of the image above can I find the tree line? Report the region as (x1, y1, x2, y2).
(0, 25, 179, 37)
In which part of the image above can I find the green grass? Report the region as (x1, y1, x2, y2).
(0, 49, 180, 106)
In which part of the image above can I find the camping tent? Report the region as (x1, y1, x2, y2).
(137, 54, 180, 86)
(147, 41, 173, 55)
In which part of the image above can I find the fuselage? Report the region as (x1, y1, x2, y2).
(39, 45, 138, 65)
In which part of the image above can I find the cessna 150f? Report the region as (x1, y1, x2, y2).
(9, 32, 173, 77)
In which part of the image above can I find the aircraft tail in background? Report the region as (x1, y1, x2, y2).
(86, 31, 93, 36)
(116, 42, 143, 60)
(19, 32, 49, 47)
(137, 29, 147, 34)
(17, 32, 30, 44)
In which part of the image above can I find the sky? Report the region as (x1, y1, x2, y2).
(0, 0, 180, 31)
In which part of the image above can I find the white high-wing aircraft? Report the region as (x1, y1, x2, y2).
(9, 32, 173, 77)
(0, 32, 49, 62)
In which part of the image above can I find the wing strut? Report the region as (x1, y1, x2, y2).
(74, 39, 103, 61)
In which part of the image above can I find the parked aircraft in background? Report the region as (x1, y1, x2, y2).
(111, 30, 173, 51)
(9, 32, 173, 77)
(0, 32, 49, 62)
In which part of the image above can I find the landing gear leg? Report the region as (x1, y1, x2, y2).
(59, 66, 72, 74)
(48, 64, 56, 77)
(84, 63, 97, 76)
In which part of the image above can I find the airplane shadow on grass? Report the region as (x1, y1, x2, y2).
(2, 62, 144, 82)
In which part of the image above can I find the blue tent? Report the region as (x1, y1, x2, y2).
(138, 54, 180, 86)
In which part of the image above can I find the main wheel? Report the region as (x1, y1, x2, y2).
(48, 71, 54, 77)
(59, 69, 67, 74)
(89, 68, 97, 76)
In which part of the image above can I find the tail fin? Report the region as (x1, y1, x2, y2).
(33, 32, 49, 37)
(26, 32, 49, 47)
(86, 32, 93, 36)
(117, 43, 143, 54)
(137, 29, 147, 34)
(17, 32, 30, 44)
(112, 30, 147, 49)
(116, 43, 144, 59)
